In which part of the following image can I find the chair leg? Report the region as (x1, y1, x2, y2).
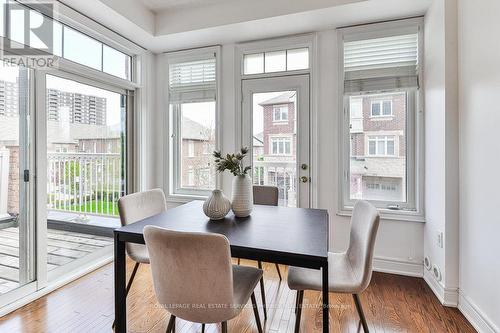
(237, 258, 240, 265)
(221, 321, 228, 333)
(294, 291, 299, 314)
(257, 261, 267, 319)
(166, 315, 176, 333)
(201, 323, 205, 333)
(352, 294, 369, 333)
(275, 263, 282, 280)
(112, 262, 140, 328)
(251, 292, 263, 333)
(294, 290, 304, 333)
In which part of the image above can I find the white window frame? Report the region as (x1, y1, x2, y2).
(272, 104, 289, 122)
(337, 18, 425, 222)
(367, 135, 396, 156)
(162, 46, 221, 200)
(370, 100, 393, 117)
(269, 136, 292, 155)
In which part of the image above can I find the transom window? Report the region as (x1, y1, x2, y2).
(371, 100, 392, 117)
(273, 105, 288, 122)
(270, 137, 292, 155)
(243, 48, 309, 74)
(368, 136, 396, 156)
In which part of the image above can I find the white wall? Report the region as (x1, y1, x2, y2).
(458, 0, 500, 331)
(154, 29, 425, 276)
(423, 0, 460, 306)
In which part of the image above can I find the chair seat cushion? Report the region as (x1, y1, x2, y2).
(287, 252, 365, 294)
(232, 265, 263, 311)
(126, 243, 150, 264)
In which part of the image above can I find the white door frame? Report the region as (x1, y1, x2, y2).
(242, 74, 311, 208)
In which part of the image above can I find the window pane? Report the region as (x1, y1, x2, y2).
(371, 102, 380, 116)
(53, 21, 63, 57)
(349, 92, 407, 202)
(383, 100, 392, 115)
(103, 45, 131, 80)
(287, 48, 309, 70)
(285, 141, 291, 154)
(265, 50, 286, 73)
(63, 26, 102, 70)
(243, 53, 264, 74)
(178, 102, 216, 190)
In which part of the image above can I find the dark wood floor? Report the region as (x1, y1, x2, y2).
(0, 259, 475, 333)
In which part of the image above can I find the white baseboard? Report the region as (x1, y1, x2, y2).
(372, 256, 423, 277)
(423, 270, 459, 307)
(0, 255, 113, 317)
(458, 292, 499, 333)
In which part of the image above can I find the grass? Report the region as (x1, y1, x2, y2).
(55, 200, 119, 216)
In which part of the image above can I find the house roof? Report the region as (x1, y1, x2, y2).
(253, 132, 264, 147)
(182, 116, 213, 141)
(258, 91, 296, 106)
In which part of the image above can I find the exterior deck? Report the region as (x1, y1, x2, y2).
(0, 227, 113, 294)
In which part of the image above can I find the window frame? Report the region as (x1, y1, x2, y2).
(337, 18, 425, 222)
(366, 135, 397, 157)
(370, 100, 393, 117)
(269, 136, 293, 156)
(163, 46, 221, 200)
(272, 104, 289, 122)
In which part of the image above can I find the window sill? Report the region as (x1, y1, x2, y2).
(167, 194, 208, 203)
(337, 207, 425, 223)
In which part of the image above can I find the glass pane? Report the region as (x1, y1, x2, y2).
(349, 92, 407, 202)
(371, 102, 380, 116)
(252, 91, 297, 207)
(53, 21, 63, 57)
(103, 45, 131, 80)
(383, 100, 392, 115)
(0, 63, 35, 294)
(243, 53, 264, 75)
(287, 48, 309, 70)
(264, 51, 286, 73)
(46, 75, 124, 272)
(63, 26, 102, 70)
(178, 102, 216, 190)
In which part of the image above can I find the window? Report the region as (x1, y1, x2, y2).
(272, 105, 288, 122)
(367, 136, 396, 156)
(340, 19, 423, 214)
(243, 47, 309, 74)
(168, 48, 219, 196)
(270, 137, 292, 155)
(371, 100, 392, 117)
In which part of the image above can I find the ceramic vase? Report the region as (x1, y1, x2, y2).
(231, 175, 253, 217)
(203, 189, 231, 220)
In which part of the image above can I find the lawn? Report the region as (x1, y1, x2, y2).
(55, 200, 119, 216)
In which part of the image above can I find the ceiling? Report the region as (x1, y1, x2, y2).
(138, 0, 231, 12)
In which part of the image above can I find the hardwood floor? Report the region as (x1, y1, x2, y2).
(0, 259, 475, 333)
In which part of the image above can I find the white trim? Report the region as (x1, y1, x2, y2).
(0, 254, 112, 317)
(423, 270, 459, 307)
(458, 292, 499, 333)
(372, 256, 423, 277)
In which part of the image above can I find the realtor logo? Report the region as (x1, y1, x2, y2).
(2, 1, 58, 68)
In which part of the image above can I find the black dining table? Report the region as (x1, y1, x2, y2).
(113, 200, 329, 332)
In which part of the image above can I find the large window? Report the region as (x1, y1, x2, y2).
(168, 49, 219, 196)
(340, 20, 422, 214)
(270, 137, 292, 155)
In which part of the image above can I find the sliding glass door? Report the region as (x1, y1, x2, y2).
(0, 63, 35, 299)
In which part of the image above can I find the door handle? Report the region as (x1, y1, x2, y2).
(300, 176, 309, 183)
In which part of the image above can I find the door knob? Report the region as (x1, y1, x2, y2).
(300, 176, 309, 183)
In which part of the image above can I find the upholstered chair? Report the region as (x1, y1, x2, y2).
(287, 200, 380, 333)
(113, 189, 167, 327)
(144, 226, 264, 333)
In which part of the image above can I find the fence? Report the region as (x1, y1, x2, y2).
(253, 160, 297, 207)
(47, 153, 123, 217)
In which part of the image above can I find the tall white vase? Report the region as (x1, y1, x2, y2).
(231, 175, 253, 217)
(203, 189, 231, 220)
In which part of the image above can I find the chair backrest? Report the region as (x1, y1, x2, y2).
(346, 200, 380, 292)
(253, 185, 279, 206)
(144, 226, 235, 324)
(117, 188, 167, 227)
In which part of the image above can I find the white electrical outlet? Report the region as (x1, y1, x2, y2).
(437, 232, 444, 248)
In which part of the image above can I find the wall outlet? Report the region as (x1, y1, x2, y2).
(437, 232, 444, 249)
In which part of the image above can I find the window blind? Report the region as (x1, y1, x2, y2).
(344, 34, 419, 94)
(169, 57, 216, 103)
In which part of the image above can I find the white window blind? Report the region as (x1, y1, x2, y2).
(344, 34, 419, 94)
(169, 57, 216, 103)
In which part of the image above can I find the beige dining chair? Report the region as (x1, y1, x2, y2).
(113, 188, 167, 328)
(144, 226, 264, 333)
(287, 200, 380, 333)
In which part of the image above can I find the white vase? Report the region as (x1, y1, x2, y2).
(203, 190, 231, 220)
(231, 175, 253, 217)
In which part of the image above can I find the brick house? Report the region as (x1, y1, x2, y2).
(349, 92, 407, 202)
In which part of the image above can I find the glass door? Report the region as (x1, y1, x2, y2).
(0, 63, 35, 298)
(242, 75, 310, 208)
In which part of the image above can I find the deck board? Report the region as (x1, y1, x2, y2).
(0, 227, 113, 295)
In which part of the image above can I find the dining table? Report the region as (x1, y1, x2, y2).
(113, 200, 330, 332)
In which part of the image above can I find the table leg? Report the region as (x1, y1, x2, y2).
(114, 233, 127, 332)
(322, 263, 329, 333)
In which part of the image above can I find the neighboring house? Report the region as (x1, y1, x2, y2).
(181, 117, 215, 189)
(349, 92, 406, 202)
